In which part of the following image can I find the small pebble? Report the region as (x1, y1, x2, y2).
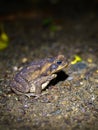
(67, 76, 73, 81)
(13, 66, 18, 71)
(71, 62, 87, 71)
(21, 57, 28, 63)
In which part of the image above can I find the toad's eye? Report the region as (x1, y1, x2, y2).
(57, 61, 62, 65)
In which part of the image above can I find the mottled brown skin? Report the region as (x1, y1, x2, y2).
(10, 55, 68, 97)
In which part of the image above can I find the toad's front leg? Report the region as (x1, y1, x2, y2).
(25, 74, 57, 98)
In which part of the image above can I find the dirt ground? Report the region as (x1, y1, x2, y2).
(0, 2, 98, 130)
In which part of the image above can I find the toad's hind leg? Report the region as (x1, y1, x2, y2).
(10, 73, 30, 94)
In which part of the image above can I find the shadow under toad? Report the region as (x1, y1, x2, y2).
(45, 70, 68, 89)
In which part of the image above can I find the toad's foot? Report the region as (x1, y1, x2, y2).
(25, 91, 49, 99)
(25, 93, 41, 98)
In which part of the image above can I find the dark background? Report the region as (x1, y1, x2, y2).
(0, 0, 98, 16)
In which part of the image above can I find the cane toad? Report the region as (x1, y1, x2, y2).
(10, 55, 68, 97)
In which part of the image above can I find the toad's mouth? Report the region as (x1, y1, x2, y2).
(51, 63, 68, 74)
